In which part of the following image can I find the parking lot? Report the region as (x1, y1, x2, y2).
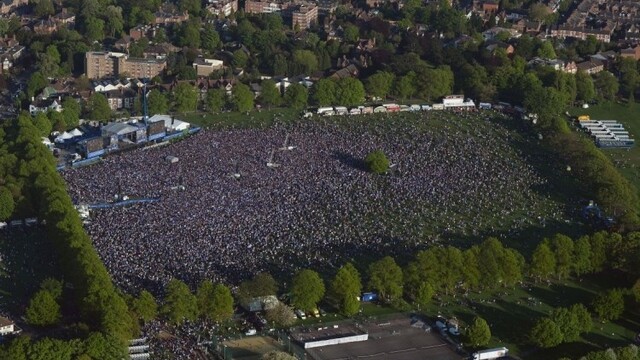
(305, 315, 463, 360)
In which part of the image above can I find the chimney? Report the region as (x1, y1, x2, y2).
(171, 116, 175, 125)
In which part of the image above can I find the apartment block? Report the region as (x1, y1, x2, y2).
(291, 3, 318, 29)
(85, 52, 166, 80)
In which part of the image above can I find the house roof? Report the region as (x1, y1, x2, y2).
(0, 316, 13, 327)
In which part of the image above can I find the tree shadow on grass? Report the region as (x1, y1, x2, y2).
(331, 150, 368, 172)
(527, 282, 595, 309)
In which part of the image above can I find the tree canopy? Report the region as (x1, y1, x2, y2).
(290, 269, 325, 312)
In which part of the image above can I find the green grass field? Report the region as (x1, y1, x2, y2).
(420, 273, 638, 360)
(568, 102, 640, 192)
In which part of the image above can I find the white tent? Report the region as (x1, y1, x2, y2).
(70, 128, 83, 137)
(55, 132, 73, 143)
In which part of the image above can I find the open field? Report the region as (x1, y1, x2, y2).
(62, 111, 587, 292)
(568, 102, 640, 192)
(222, 336, 286, 360)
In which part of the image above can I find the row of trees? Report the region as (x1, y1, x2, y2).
(530, 304, 593, 348)
(215, 232, 640, 325)
(0, 113, 135, 357)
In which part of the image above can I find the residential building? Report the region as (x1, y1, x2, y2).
(0, 0, 28, 15)
(53, 9, 75, 27)
(33, 18, 58, 35)
(317, 0, 337, 14)
(0, 317, 15, 336)
(620, 46, 640, 60)
(0, 38, 24, 74)
(244, 0, 289, 14)
(550, 26, 613, 43)
(193, 58, 225, 77)
(104, 88, 138, 111)
(206, 0, 238, 16)
(85, 52, 166, 80)
(291, 3, 318, 29)
(29, 98, 62, 115)
(153, 6, 190, 25)
(482, 1, 499, 13)
(576, 59, 604, 74)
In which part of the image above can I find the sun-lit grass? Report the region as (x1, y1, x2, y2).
(568, 102, 640, 192)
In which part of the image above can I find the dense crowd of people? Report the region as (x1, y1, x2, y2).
(62, 111, 567, 295)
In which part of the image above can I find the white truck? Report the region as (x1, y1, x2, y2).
(472, 347, 508, 360)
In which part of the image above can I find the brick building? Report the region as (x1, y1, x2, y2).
(206, 0, 238, 16)
(85, 52, 166, 80)
(291, 3, 318, 29)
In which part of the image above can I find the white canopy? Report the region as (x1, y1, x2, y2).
(70, 128, 83, 137)
(55, 132, 73, 142)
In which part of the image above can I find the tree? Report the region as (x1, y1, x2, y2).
(34, 0, 54, 17)
(530, 242, 556, 281)
(104, 5, 124, 37)
(87, 93, 111, 121)
(178, 0, 201, 16)
(537, 41, 556, 59)
(464, 317, 491, 347)
(206, 89, 226, 114)
(574, 236, 593, 276)
(551, 307, 580, 341)
(292, 50, 318, 75)
(179, 21, 201, 49)
(595, 71, 619, 101)
(330, 263, 362, 316)
(162, 279, 198, 324)
(343, 24, 360, 43)
(393, 72, 417, 100)
(265, 303, 296, 327)
(231, 83, 254, 112)
(26, 290, 61, 326)
(202, 24, 221, 53)
(209, 284, 234, 322)
(576, 71, 596, 103)
(27, 71, 47, 98)
(232, 50, 248, 68)
(530, 318, 563, 348)
(365, 71, 394, 99)
(336, 78, 365, 106)
(132, 290, 158, 323)
(414, 282, 434, 309)
(569, 303, 593, 333)
(529, 3, 551, 22)
(283, 83, 308, 110)
(148, 89, 169, 115)
(61, 97, 81, 129)
(174, 83, 198, 113)
(592, 289, 625, 322)
(368, 256, 403, 302)
(237, 273, 279, 304)
(33, 112, 52, 137)
(85, 17, 105, 42)
(311, 79, 337, 106)
(364, 150, 389, 174)
(38, 45, 61, 78)
(551, 234, 574, 279)
(259, 80, 281, 108)
(632, 279, 640, 303)
(0, 187, 14, 221)
(290, 269, 325, 312)
(262, 351, 297, 360)
(40, 278, 63, 301)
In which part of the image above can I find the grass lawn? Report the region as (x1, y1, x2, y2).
(568, 102, 640, 192)
(419, 272, 638, 360)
